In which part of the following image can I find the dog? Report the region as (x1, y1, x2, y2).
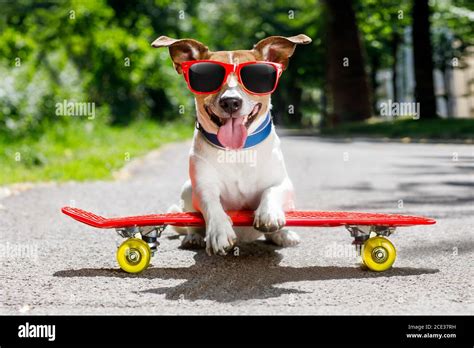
(152, 34, 311, 255)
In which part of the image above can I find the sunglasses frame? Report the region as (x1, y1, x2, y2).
(180, 60, 283, 95)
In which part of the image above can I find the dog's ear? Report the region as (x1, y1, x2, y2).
(151, 36, 210, 74)
(253, 34, 311, 70)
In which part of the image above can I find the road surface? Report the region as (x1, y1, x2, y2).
(1, 135, 473, 314)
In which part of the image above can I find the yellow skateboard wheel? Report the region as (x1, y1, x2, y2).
(116, 238, 151, 274)
(362, 236, 396, 272)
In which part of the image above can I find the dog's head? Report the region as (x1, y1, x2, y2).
(152, 34, 311, 149)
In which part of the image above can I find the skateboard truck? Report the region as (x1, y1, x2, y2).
(115, 225, 166, 255)
(346, 225, 396, 255)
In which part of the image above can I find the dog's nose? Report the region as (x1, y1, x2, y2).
(219, 97, 242, 114)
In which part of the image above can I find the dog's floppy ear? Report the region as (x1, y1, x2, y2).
(151, 36, 210, 74)
(253, 34, 311, 70)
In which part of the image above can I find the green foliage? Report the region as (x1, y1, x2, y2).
(0, 0, 327, 136)
(0, 0, 471, 139)
(432, 0, 474, 70)
(0, 0, 196, 138)
(0, 120, 193, 184)
(432, 0, 474, 47)
(356, 0, 411, 69)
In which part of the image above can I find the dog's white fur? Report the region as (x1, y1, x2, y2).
(175, 104, 299, 255)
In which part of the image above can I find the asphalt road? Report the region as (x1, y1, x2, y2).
(1, 135, 473, 314)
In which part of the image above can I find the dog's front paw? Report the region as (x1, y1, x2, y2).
(205, 215, 237, 255)
(253, 204, 286, 233)
(265, 229, 300, 247)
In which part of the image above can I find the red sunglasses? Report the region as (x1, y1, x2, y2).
(180, 60, 283, 95)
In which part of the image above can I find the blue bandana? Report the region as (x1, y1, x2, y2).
(196, 112, 272, 150)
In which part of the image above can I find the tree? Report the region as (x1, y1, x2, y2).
(412, 0, 437, 119)
(431, 0, 473, 117)
(355, 0, 411, 110)
(324, 0, 372, 125)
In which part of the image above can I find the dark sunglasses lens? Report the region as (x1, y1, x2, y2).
(240, 63, 277, 93)
(188, 62, 226, 93)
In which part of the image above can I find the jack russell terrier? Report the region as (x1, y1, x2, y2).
(152, 34, 311, 255)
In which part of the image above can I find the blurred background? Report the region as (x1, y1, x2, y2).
(0, 0, 473, 184)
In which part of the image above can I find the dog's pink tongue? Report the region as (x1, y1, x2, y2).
(217, 117, 247, 149)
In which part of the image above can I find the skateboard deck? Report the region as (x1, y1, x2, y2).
(61, 206, 436, 273)
(61, 206, 436, 229)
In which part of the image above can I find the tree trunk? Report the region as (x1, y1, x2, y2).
(412, 0, 438, 119)
(370, 55, 380, 114)
(391, 31, 400, 102)
(441, 67, 454, 117)
(324, 0, 372, 125)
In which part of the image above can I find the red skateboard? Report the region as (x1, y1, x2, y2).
(62, 207, 435, 273)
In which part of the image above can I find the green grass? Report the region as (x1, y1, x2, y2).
(321, 117, 474, 140)
(0, 120, 193, 185)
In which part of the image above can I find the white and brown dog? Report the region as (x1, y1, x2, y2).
(152, 34, 311, 255)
